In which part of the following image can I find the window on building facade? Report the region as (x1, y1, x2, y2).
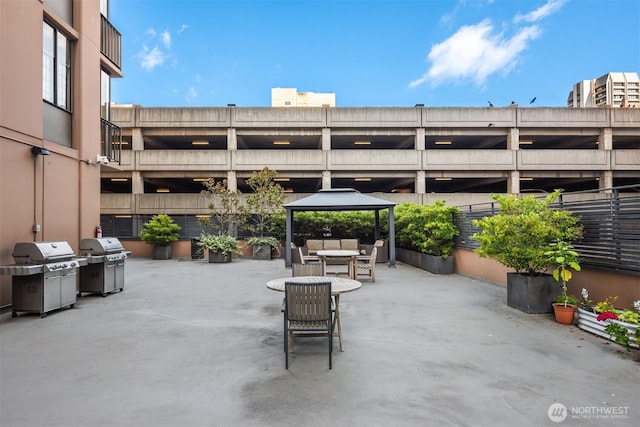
(43, 21, 71, 111)
(100, 0, 109, 17)
(101, 69, 111, 121)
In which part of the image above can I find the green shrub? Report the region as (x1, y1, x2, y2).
(140, 214, 181, 246)
(395, 201, 460, 258)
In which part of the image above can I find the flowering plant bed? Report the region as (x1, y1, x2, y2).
(576, 290, 639, 350)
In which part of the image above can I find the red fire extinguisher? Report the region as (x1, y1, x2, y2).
(96, 225, 102, 238)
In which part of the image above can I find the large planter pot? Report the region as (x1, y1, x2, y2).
(506, 273, 561, 314)
(577, 307, 639, 349)
(552, 303, 577, 325)
(152, 245, 172, 260)
(421, 253, 454, 274)
(252, 245, 272, 260)
(208, 251, 231, 263)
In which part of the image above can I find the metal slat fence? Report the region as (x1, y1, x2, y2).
(455, 186, 640, 275)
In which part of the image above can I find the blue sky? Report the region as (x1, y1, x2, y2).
(110, 0, 640, 108)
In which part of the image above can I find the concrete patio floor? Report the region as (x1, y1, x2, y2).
(1, 257, 638, 427)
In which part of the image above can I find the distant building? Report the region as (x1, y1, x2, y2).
(272, 88, 336, 107)
(568, 72, 640, 108)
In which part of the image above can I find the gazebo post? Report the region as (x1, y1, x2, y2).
(388, 207, 396, 267)
(285, 209, 293, 267)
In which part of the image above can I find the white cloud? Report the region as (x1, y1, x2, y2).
(161, 30, 171, 49)
(186, 86, 198, 102)
(138, 45, 166, 71)
(177, 24, 189, 34)
(412, 0, 564, 88)
(515, 0, 565, 23)
(146, 28, 156, 37)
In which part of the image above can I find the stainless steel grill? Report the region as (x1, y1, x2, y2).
(0, 241, 85, 318)
(78, 237, 130, 297)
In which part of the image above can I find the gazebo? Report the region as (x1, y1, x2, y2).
(283, 188, 397, 267)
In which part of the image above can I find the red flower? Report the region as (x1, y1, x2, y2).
(597, 312, 619, 322)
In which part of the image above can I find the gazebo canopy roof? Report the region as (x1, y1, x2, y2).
(284, 188, 396, 211)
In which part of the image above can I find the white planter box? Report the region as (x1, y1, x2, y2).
(577, 307, 639, 349)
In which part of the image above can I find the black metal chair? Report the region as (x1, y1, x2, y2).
(283, 280, 334, 369)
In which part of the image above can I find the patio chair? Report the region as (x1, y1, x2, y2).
(283, 280, 334, 369)
(298, 246, 320, 264)
(292, 262, 324, 277)
(356, 246, 377, 282)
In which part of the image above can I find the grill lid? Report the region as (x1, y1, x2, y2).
(12, 241, 76, 265)
(79, 237, 125, 255)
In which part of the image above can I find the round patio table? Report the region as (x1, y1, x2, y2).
(266, 276, 361, 351)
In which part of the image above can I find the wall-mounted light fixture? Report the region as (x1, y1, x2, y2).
(192, 140, 209, 146)
(354, 141, 371, 145)
(354, 178, 371, 182)
(31, 147, 50, 156)
(273, 140, 290, 145)
(434, 141, 452, 145)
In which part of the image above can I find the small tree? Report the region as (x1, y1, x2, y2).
(200, 178, 244, 237)
(243, 167, 286, 249)
(472, 190, 583, 275)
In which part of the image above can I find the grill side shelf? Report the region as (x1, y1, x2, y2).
(0, 265, 45, 276)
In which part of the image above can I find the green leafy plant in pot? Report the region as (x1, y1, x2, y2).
(197, 232, 243, 263)
(545, 240, 581, 324)
(471, 190, 582, 313)
(140, 214, 181, 259)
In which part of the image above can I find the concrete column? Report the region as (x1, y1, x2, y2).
(131, 171, 144, 194)
(322, 128, 331, 151)
(415, 128, 425, 151)
(507, 127, 519, 150)
(227, 170, 237, 191)
(322, 170, 331, 189)
(599, 128, 612, 150)
(508, 171, 520, 194)
(227, 128, 237, 150)
(132, 128, 143, 151)
(599, 171, 613, 192)
(415, 170, 426, 194)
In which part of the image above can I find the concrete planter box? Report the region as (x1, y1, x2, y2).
(252, 245, 272, 260)
(152, 245, 172, 260)
(396, 248, 454, 274)
(208, 251, 231, 263)
(577, 307, 639, 349)
(422, 253, 454, 274)
(506, 273, 561, 314)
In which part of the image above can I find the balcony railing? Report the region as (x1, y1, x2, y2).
(101, 118, 122, 163)
(101, 15, 122, 68)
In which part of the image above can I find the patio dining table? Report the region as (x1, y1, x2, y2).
(316, 249, 360, 279)
(266, 276, 362, 351)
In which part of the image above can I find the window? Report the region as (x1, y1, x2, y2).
(100, 0, 109, 17)
(101, 69, 111, 120)
(43, 21, 71, 111)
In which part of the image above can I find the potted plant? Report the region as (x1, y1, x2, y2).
(197, 232, 243, 263)
(471, 190, 582, 313)
(140, 214, 181, 259)
(394, 201, 459, 274)
(545, 240, 581, 324)
(243, 167, 286, 260)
